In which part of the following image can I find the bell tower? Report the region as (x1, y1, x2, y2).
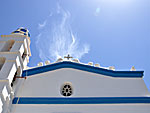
(0, 28, 31, 113)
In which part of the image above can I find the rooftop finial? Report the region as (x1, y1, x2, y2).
(64, 54, 73, 60)
(130, 66, 136, 71)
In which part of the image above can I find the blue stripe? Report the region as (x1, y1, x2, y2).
(22, 62, 143, 78)
(12, 97, 150, 104)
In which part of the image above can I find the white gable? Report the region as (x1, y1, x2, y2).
(15, 68, 149, 97)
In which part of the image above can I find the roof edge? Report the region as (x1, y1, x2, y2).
(22, 61, 144, 78)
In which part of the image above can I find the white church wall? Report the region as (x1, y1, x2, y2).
(10, 43, 24, 54)
(0, 53, 19, 61)
(0, 57, 5, 71)
(0, 62, 17, 80)
(0, 43, 5, 52)
(1, 86, 9, 102)
(0, 54, 24, 76)
(0, 40, 15, 52)
(22, 39, 29, 56)
(0, 29, 31, 113)
(0, 97, 2, 113)
(15, 56, 22, 70)
(0, 82, 13, 113)
(0, 36, 26, 42)
(12, 104, 150, 113)
(15, 68, 149, 97)
(22, 57, 28, 68)
(0, 82, 10, 95)
(10, 39, 29, 57)
(0, 36, 28, 53)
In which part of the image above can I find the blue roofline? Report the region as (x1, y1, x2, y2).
(12, 97, 150, 104)
(22, 61, 144, 78)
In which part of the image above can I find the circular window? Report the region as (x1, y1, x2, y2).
(61, 83, 73, 97)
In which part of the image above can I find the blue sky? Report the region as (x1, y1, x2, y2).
(0, 0, 150, 90)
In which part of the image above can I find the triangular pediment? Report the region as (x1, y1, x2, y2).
(22, 61, 143, 78)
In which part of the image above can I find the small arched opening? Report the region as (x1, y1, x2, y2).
(1, 40, 15, 52)
(0, 57, 6, 70)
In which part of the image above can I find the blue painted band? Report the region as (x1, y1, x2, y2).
(12, 97, 150, 104)
(23, 62, 143, 78)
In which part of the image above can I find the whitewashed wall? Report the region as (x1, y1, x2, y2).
(15, 68, 149, 97)
(0, 34, 31, 113)
(12, 104, 150, 113)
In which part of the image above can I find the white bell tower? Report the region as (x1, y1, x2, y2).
(0, 28, 31, 113)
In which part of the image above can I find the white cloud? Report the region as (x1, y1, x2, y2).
(36, 3, 90, 62)
(38, 20, 47, 29)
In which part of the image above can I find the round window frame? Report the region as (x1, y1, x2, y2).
(60, 82, 73, 97)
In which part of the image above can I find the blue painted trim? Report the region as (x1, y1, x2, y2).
(22, 61, 144, 78)
(12, 97, 150, 104)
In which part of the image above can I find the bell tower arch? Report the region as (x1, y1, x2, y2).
(0, 27, 31, 113)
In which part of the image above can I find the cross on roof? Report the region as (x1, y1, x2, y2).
(64, 54, 73, 60)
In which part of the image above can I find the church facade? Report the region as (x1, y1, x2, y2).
(0, 28, 150, 113)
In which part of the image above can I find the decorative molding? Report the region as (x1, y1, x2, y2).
(0, 79, 9, 82)
(0, 41, 6, 43)
(15, 41, 24, 43)
(22, 61, 144, 78)
(1, 35, 27, 38)
(12, 97, 150, 104)
(6, 60, 16, 62)
(0, 41, 24, 43)
(0, 52, 19, 54)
